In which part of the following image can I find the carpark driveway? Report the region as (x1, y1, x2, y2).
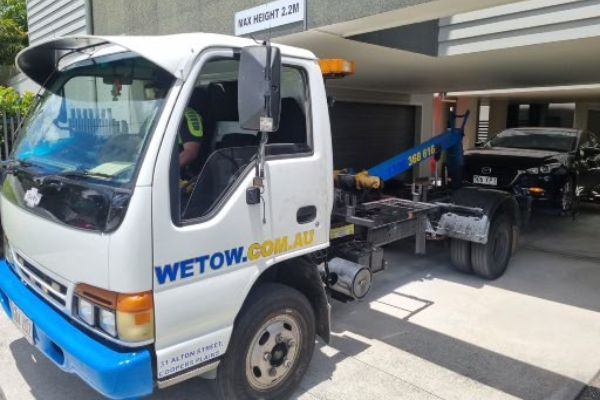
(1, 205, 600, 400)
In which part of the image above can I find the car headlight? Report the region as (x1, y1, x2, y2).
(539, 162, 562, 174)
(73, 284, 154, 344)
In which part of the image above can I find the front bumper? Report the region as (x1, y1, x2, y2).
(0, 260, 154, 399)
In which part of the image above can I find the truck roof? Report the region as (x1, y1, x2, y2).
(16, 33, 317, 86)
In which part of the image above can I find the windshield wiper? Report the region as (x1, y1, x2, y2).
(60, 170, 115, 180)
(33, 170, 115, 187)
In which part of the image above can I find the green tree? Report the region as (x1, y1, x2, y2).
(0, 85, 34, 116)
(0, 0, 28, 65)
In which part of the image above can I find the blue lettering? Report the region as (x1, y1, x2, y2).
(195, 255, 209, 274)
(225, 247, 245, 266)
(180, 258, 195, 279)
(210, 252, 225, 270)
(154, 262, 180, 285)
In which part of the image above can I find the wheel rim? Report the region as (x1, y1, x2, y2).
(561, 180, 573, 211)
(245, 314, 302, 391)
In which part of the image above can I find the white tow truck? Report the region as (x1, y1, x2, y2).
(0, 34, 520, 399)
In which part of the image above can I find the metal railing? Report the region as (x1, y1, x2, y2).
(0, 112, 22, 161)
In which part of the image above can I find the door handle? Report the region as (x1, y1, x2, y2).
(297, 206, 317, 224)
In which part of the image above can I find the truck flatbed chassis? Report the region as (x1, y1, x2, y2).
(332, 194, 485, 254)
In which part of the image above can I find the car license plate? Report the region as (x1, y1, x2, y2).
(10, 302, 35, 345)
(473, 175, 498, 186)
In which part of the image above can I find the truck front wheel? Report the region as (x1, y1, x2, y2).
(471, 215, 513, 280)
(216, 283, 316, 400)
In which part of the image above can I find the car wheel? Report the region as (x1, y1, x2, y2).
(450, 239, 473, 274)
(559, 177, 575, 213)
(215, 283, 315, 400)
(471, 215, 513, 280)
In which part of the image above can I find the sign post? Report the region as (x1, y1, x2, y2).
(235, 0, 306, 36)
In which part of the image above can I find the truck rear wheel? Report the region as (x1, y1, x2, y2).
(471, 215, 512, 280)
(215, 283, 316, 400)
(450, 239, 473, 274)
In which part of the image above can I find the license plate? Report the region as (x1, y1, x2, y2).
(10, 302, 35, 345)
(473, 175, 498, 186)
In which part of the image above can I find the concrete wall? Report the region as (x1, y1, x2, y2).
(575, 102, 600, 131)
(488, 99, 508, 136)
(90, 0, 436, 36)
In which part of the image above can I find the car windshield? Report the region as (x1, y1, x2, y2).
(12, 52, 174, 186)
(487, 128, 577, 152)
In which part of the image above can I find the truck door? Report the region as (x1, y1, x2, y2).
(263, 59, 332, 261)
(150, 51, 330, 381)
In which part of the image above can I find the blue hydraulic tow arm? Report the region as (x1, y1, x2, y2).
(368, 110, 470, 183)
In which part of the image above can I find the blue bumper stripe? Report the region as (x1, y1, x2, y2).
(0, 261, 154, 399)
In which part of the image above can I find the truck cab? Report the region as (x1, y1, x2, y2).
(0, 34, 333, 399)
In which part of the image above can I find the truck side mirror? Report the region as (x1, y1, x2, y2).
(238, 45, 281, 133)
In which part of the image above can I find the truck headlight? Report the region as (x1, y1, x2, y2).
(99, 308, 117, 337)
(77, 298, 95, 326)
(74, 284, 154, 344)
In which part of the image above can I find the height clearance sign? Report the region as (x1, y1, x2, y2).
(235, 0, 306, 36)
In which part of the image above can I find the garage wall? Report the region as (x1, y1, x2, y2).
(329, 102, 416, 174)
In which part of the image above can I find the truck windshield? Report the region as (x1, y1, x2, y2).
(13, 52, 174, 186)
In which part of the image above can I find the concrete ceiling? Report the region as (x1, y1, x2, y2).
(313, 0, 518, 37)
(277, 30, 600, 96)
(449, 84, 600, 103)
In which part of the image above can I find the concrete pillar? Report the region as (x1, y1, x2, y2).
(456, 97, 478, 149)
(433, 93, 449, 135)
(574, 102, 589, 130)
(488, 99, 508, 137)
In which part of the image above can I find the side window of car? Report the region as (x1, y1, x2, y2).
(172, 57, 311, 224)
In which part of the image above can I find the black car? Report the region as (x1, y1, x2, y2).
(464, 127, 600, 212)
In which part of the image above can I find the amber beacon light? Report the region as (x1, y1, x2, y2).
(319, 59, 356, 78)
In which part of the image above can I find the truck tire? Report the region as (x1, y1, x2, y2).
(471, 215, 512, 280)
(215, 283, 316, 400)
(450, 239, 473, 274)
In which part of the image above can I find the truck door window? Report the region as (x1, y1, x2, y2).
(267, 67, 311, 156)
(173, 57, 311, 223)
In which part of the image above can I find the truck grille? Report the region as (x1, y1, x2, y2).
(14, 253, 68, 307)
